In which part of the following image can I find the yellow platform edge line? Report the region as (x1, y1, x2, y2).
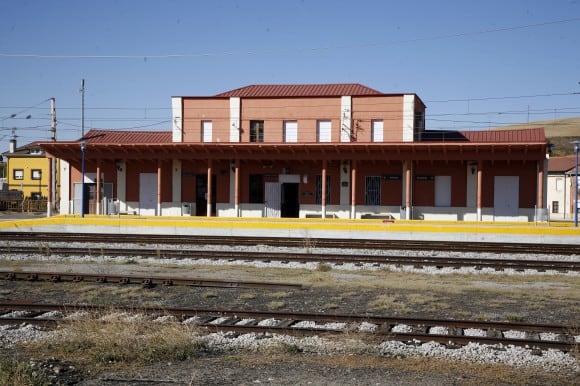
(1, 215, 580, 236)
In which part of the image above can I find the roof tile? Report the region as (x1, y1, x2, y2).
(215, 84, 382, 98)
(460, 128, 545, 143)
(81, 129, 172, 144)
(548, 155, 578, 172)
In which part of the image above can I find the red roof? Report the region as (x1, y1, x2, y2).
(76, 128, 545, 146)
(460, 128, 545, 143)
(215, 84, 383, 98)
(548, 155, 578, 172)
(81, 129, 172, 144)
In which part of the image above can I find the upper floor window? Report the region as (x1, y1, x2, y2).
(201, 120, 212, 143)
(31, 169, 42, 180)
(283, 121, 297, 143)
(414, 110, 425, 132)
(13, 169, 23, 180)
(317, 120, 331, 142)
(371, 120, 383, 142)
(250, 120, 264, 143)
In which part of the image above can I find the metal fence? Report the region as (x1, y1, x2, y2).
(0, 198, 47, 212)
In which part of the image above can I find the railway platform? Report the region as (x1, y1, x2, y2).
(0, 214, 579, 245)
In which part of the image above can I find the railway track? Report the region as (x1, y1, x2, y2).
(0, 302, 576, 352)
(1, 231, 579, 255)
(2, 244, 579, 272)
(0, 270, 302, 290)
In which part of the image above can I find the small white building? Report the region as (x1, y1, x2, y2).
(546, 155, 578, 221)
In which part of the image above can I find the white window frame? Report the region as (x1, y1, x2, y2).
(201, 120, 212, 143)
(371, 120, 383, 142)
(284, 121, 298, 143)
(317, 120, 331, 143)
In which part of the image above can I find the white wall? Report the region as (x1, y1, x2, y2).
(402, 95, 415, 142)
(340, 96, 351, 142)
(546, 173, 571, 220)
(171, 97, 183, 143)
(59, 160, 70, 214)
(230, 97, 240, 142)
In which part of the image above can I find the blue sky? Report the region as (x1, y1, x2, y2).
(1, 0, 579, 152)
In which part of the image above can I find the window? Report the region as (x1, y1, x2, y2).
(31, 169, 42, 180)
(365, 176, 381, 205)
(250, 120, 264, 143)
(414, 110, 425, 131)
(201, 120, 212, 142)
(283, 121, 297, 143)
(249, 174, 264, 203)
(13, 169, 23, 180)
(315, 175, 331, 204)
(30, 192, 42, 200)
(552, 201, 559, 213)
(317, 120, 331, 142)
(371, 120, 383, 142)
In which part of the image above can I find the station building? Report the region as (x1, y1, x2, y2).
(39, 83, 548, 222)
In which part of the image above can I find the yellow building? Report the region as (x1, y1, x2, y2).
(2, 140, 59, 207)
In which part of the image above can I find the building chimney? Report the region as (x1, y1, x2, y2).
(9, 138, 16, 153)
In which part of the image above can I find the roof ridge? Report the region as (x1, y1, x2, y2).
(214, 83, 383, 98)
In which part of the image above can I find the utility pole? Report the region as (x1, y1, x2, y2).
(80, 79, 85, 137)
(50, 98, 56, 141)
(48, 98, 56, 217)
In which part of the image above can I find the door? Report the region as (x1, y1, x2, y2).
(139, 173, 158, 216)
(281, 183, 300, 218)
(494, 176, 519, 219)
(435, 176, 451, 207)
(72, 182, 91, 215)
(365, 176, 381, 206)
(196, 174, 217, 216)
(265, 182, 281, 218)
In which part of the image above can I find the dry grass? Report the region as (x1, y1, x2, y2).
(71, 283, 159, 305)
(268, 301, 286, 310)
(491, 117, 580, 137)
(0, 288, 12, 297)
(368, 294, 411, 314)
(30, 310, 204, 367)
(0, 360, 50, 385)
(201, 290, 218, 299)
(238, 292, 257, 300)
(270, 291, 290, 299)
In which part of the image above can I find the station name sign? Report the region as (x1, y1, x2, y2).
(382, 174, 401, 180)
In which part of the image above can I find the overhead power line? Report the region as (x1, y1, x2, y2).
(0, 17, 579, 59)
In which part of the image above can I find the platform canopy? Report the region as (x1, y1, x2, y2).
(39, 128, 547, 163)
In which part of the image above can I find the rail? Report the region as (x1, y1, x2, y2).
(0, 302, 576, 352)
(1, 232, 580, 255)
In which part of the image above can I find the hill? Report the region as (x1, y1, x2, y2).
(491, 117, 580, 156)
